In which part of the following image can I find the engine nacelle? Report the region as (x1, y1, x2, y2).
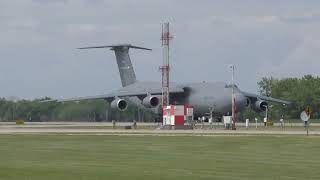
(254, 100, 268, 112)
(142, 95, 160, 108)
(110, 98, 128, 111)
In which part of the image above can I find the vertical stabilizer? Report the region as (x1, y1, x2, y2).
(79, 44, 151, 87)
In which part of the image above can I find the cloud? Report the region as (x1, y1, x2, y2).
(7, 18, 39, 30)
(1, 0, 320, 98)
(32, 0, 68, 4)
(65, 24, 98, 34)
(280, 13, 320, 24)
(201, 15, 281, 27)
(267, 36, 320, 78)
(206, 13, 320, 26)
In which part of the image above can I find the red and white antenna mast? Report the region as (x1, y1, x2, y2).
(160, 22, 173, 107)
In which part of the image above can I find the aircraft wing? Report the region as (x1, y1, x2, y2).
(41, 86, 185, 103)
(242, 92, 291, 105)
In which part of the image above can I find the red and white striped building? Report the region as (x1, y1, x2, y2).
(162, 105, 194, 126)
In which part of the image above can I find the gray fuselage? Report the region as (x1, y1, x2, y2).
(123, 81, 248, 118)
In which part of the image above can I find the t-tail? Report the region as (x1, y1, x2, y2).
(78, 44, 152, 87)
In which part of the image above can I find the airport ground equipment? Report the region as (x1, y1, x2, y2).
(301, 110, 310, 127)
(15, 120, 24, 125)
(301, 109, 311, 136)
(230, 64, 237, 130)
(162, 105, 193, 128)
(245, 119, 249, 129)
(223, 116, 232, 130)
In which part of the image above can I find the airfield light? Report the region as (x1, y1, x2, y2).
(209, 107, 214, 129)
(230, 64, 236, 130)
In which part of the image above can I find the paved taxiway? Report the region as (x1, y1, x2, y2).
(1, 121, 319, 127)
(0, 122, 319, 136)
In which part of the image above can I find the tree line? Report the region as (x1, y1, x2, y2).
(240, 75, 320, 121)
(0, 75, 319, 122)
(0, 98, 157, 122)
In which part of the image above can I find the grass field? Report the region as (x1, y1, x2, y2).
(0, 135, 320, 180)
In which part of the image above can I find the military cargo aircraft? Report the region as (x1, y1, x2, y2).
(44, 44, 290, 119)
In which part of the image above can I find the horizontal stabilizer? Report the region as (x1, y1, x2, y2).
(78, 44, 152, 51)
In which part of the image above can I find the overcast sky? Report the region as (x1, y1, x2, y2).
(1, 0, 320, 99)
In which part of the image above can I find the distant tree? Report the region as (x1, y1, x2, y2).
(257, 75, 320, 120)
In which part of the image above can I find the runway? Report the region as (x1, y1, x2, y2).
(1, 121, 319, 127)
(0, 122, 319, 136)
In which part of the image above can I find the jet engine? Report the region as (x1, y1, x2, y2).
(142, 95, 160, 108)
(110, 98, 128, 111)
(253, 100, 268, 112)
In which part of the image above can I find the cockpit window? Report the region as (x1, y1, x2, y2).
(225, 84, 238, 88)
